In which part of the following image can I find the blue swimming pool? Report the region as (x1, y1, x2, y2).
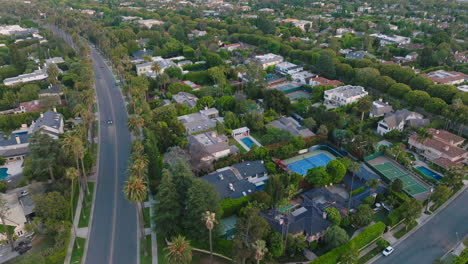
(0, 168, 9, 180)
(287, 153, 333, 175)
(417, 166, 442, 181)
(241, 137, 255, 148)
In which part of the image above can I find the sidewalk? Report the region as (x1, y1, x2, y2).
(146, 194, 158, 264)
(367, 184, 468, 264)
(64, 188, 84, 264)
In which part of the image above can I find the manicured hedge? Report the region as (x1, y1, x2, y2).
(221, 196, 250, 218)
(183, 70, 211, 85)
(310, 222, 386, 264)
(351, 186, 366, 197)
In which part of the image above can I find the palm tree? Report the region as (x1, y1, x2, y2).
(123, 176, 148, 255)
(63, 133, 85, 192)
(127, 115, 145, 137)
(367, 178, 380, 204)
(253, 240, 268, 264)
(203, 211, 216, 264)
(130, 154, 149, 179)
(165, 235, 192, 264)
(151, 62, 161, 75)
(0, 197, 14, 250)
(347, 161, 361, 212)
(132, 140, 145, 155)
(357, 97, 372, 133)
(66, 167, 80, 249)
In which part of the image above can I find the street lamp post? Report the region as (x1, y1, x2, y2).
(425, 187, 434, 213)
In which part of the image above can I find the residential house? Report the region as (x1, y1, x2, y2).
(220, 43, 241, 51)
(457, 85, 468, 92)
(135, 57, 178, 77)
(172, 92, 199, 108)
(345, 51, 375, 60)
(0, 110, 64, 161)
(309, 77, 343, 87)
(188, 131, 234, 162)
(29, 110, 65, 139)
(3, 68, 48, 86)
(421, 70, 467, 85)
(201, 160, 268, 199)
(324, 85, 368, 107)
(371, 33, 410, 46)
(135, 19, 164, 29)
(180, 80, 202, 91)
(290, 71, 316, 84)
(177, 108, 223, 134)
(408, 129, 467, 169)
(253, 53, 284, 69)
(275, 62, 303, 76)
(370, 100, 393, 118)
(261, 187, 361, 242)
(258, 8, 274, 12)
(188, 30, 207, 40)
(267, 116, 315, 138)
(39, 84, 63, 97)
(0, 192, 35, 240)
(377, 109, 429, 135)
(0, 25, 35, 36)
(454, 51, 468, 64)
(336, 28, 355, 35)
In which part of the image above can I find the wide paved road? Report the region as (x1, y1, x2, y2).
(84, 48, 137, 264)
(374, 189, 468, 264)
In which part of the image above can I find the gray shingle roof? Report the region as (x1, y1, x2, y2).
(31, 110, 63, 132)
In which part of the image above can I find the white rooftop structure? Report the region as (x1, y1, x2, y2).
(324, 85, 368, 107)
(371, 33, 411, 46)
(3, 68, 47, 86)
(253, 53, 284, 69)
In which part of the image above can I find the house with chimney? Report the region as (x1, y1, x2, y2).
(408, 129, 467, 169)
(261, 187, 362, 242)
(188, 131, 236, 162)
(377, 109, 429, 136)
(370, 100, 393, 118)
(201, 160, 268, 199)
(421, 70, 468, 85)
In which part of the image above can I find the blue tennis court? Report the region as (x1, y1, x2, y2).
(287, 153, 333, 175)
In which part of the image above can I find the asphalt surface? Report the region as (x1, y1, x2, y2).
(83, 49, 137, 264)
(374, 189, 468, 264)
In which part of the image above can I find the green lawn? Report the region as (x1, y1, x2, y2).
(78, 182, 95, 228)
(144, 207, 151, 228)
(228, 138, 247, 153)
(70, 237, 86, 264)
(394, 221, 418, 239)
(358, 246, 382, 264)
(157, 236, 168, 264)
(0, 225, 15, 235)
(373, 210, 389, 225)
(140, 235, 152, 264)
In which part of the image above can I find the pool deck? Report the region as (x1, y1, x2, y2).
(0, 160, 23, 179)
(234, 135, 262, 151)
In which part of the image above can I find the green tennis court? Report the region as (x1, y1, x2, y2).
(373, 162, 428, 195)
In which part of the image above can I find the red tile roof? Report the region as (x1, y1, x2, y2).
(428, 128, 465, 146)
(421, 70, 467, 84)
(310, 77, 343, 86)
(410, 134, 466, 158)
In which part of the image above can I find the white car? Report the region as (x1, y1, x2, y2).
(382, 246, 394, 256)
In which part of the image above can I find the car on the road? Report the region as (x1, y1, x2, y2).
(20, 190, 29, 197)
(382, 246, 394, 256)
(106, 120, 113, 125)
(100, 65, 105, 68)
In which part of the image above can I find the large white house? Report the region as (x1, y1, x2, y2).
(370, 33, 411, 46)
(253, 53, 284, 69)
(3, 68, 48, 86)
(275, 62, 303, 75)
(323, 85, 368, 107)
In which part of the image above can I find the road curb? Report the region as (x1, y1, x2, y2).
(367, 184, 468, 264)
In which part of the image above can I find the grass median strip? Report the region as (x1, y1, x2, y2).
(140, 235, 152, 264)
(358, 246, 382, 264)
(144, 207, 150, 228)
(394, 220, 418, 239)
(70, 237, 86, 264)
(78, 182, 95, 228)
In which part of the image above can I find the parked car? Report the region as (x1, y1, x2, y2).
(19, 190, 29, 197)
(14, 241, 32, 255)
(106, 120, 113, 125)
(382, 246, 394, 256)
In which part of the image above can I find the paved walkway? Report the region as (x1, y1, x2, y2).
(0, 244, 19, 263)
(145, 196, 158, 264)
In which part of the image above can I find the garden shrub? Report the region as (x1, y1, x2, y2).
(351, 186, 366, 197)
(221, 196, 250, 217)
(310, 222, 386, 264)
